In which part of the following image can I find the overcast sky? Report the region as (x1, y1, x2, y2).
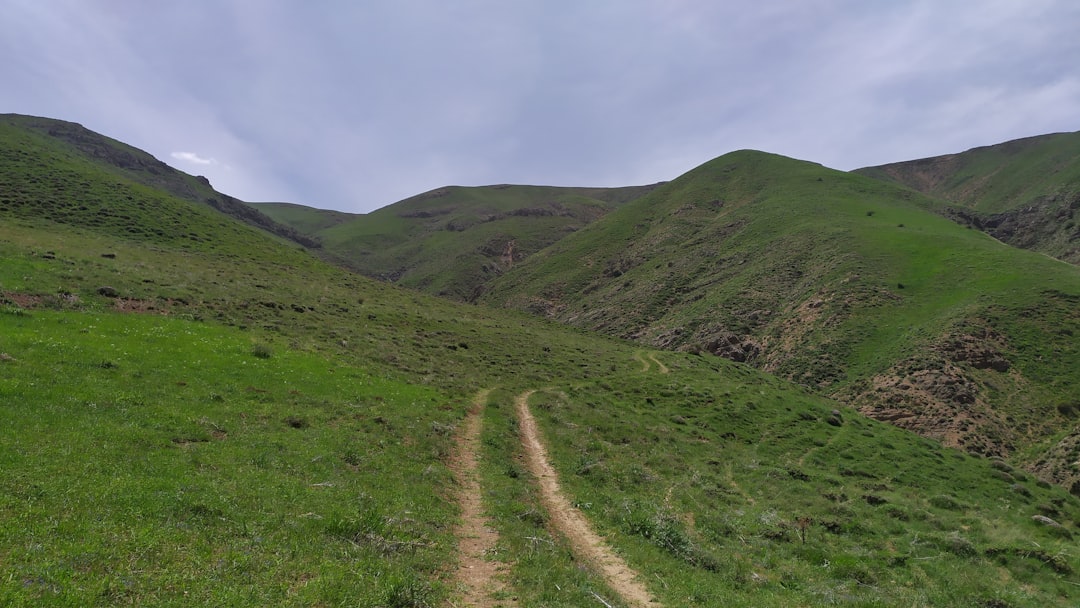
(3, 1, 1079, 213)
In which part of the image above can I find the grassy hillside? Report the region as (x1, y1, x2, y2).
(5, 119, 1080, 606)
(0, 114, 319, 248)
(483, 150, 1080, 487)
(254, 201, 358, 234)
(856, 131, 1080, 264)
(256, 183, 658, 301)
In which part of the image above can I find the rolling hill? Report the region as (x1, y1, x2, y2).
(481, 150, 1080, 489)
(856, 131, 1080, 264)
(253, 182, 658, 301)
(4, 115, 1080, 606)
(0, 113, 320, 249)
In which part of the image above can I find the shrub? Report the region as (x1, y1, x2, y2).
(928, 494, 965, 511)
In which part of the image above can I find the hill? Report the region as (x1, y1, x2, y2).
(482, 150, 1080, 489)
(856, 131, 1080, 264)
(5, 117, 1080, 606)
(0, 114, 319, 249)
(254, 182, 658, 301)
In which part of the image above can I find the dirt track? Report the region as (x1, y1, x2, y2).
(448, 389, 516, 607)
(515, 390, 659, 608)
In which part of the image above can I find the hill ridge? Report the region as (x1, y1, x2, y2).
(0, 113, 320, 249)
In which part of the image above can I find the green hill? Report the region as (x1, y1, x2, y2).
(483, 150, 1080, 487)
(254, 182, 658, 301)
(0, 114, 319, 249)
(4, 116, 1080, 606)
(253, 201, 358, 234)
(856, 131, 1080, 264)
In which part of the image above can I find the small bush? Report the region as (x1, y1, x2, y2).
(251, 343, 272, 359)
(384, 577, 434, 608)
(928, 494, 965, 511)
(285, 416, 308, 429)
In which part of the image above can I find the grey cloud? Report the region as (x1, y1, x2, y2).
(2, 0, 1078, 211)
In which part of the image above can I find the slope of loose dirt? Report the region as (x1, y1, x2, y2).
(448, 389, 516, 607)
(515, 390, 659, 608)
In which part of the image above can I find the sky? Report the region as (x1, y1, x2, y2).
(3, 1, 1079, 213)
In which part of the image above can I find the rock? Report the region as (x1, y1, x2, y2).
(97, 286, 120, 297)
(941, 333, 1011, 372)
(703, 331, 761, 363)
(1032, 514, 1062, 527)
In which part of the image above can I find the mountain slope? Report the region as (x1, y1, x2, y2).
(253, 201, 358, 234)
(4, 119, 1080, 606)
(856, 131, 1080, 264)
(483, 150, 1080, 486)
(255, 182, 658, 301)
(0, 114, 319, 248)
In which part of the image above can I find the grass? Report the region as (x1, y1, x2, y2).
(519, 356, 1080, 606)
(0, 310, 455, 606)
(856, 130, 1080, 263)
(856, 130, 1080, 214)
(262, 183, 657, 300)
(4, 113, 1080, 606)
(481, 150, 1080, 476)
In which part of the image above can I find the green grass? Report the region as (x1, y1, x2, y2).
(251, 202, 358, 235)
(482, 150, 1080, 478)
(5, 113, 1080, 606)
(519, 356, 1080, 606)
(856, 130, 1080, 263)
(856, 130, 1080, 214)
(0, 310, 455, 606)
(265, 183, 657, 300)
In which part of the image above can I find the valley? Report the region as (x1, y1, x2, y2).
(2, 114, 1080, 606)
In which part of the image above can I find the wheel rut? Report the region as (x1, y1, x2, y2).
(515, 390, 660, 608)
(448, 389, 516, 607)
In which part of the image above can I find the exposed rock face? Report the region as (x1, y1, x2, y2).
(945, 194, 1080, 266)
(677, 330, 760, 363)
(1030, 431, 1080, 497)
(848, 358, 1012, 459)
(940, 333, 1011, 372)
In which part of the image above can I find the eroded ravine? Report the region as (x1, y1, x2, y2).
(515, 390, 660, 608)
(448, 389, 516, 607)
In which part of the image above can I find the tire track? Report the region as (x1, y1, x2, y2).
(515, 390, 659, 608)
(449, 389, 517, 607)
(648, 353, 669, 374)
(634, 351, 651, 373)
(634, 351, 669, 374)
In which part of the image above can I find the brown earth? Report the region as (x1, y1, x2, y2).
(447, 389, 517, 607)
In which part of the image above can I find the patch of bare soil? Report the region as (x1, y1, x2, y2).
(515, 390, 659, 608)
(448, 389, 517, 607)
(847, 360, 1013, 458)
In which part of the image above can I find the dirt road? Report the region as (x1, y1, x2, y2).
(515, 390, 659, 608)
(448, 389, 516, 607)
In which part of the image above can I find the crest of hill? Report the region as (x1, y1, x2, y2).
(5, 121, 1080, 605)
(856, 130, 1080, 264)
(255, 182, 659, 301)
(0, 114, 318, 249)
(483, 149, 1080, 489)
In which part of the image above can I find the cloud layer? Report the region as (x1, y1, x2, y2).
(3, 0, 1078, 212)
